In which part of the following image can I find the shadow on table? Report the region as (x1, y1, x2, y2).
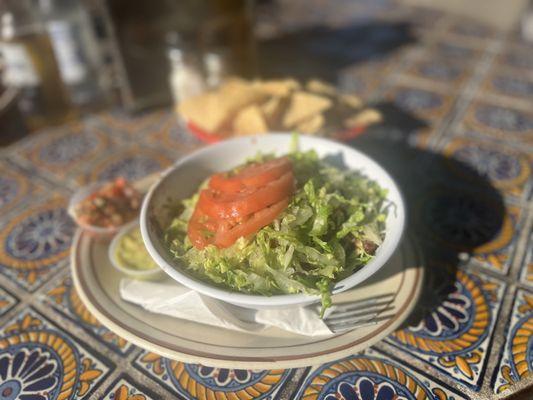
(256, 21, 416, 82)
(348, 102, 505, 329)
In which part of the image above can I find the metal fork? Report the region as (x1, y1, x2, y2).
(322, 292, 397, 333)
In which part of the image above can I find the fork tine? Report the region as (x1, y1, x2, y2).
(328, 313, 396, 333)
(325, 305, 395, 322)
(326, 293, 395, 311)
(329, 300, 394, 316)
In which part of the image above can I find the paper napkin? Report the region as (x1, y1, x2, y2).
(119, 278, 333, 336)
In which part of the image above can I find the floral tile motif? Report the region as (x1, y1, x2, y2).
(0, 286, 17, 317)
(446, 19, 496, 41)
(492, 288, 533, 395)
(441, 137, 532, 201)
(463, 101, 533, 143)
(385, 264, 506, 390)
(133, 350, 294, 399)
(519, 233, 533, 288)
(295, 347, 467, 400)
(0, 162, 33, 215)
(482, 67, 533, 103)
(94, 109, 175, 140)
(413, 183, 523, 275)
(102, 375, 159, 400)
(44, 275, 134, 355)
(339, 58, 395, 99)
(0, 197, 75, 291)
(429, 38, 483, 64)
(15, 122, 114, 179)
(146, 117, 204, 153)
(0, 308, 112, 399)
(403, 56, 472, 88)
(74, 145, 175, 185)
(497, 44, 533, 72)
(385, 85, 454, 123)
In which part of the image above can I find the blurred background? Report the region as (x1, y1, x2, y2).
(0, 0, 532, 145)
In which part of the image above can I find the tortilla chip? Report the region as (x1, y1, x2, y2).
(178, 79, 267, 133)
(306, 79, 337, 97)
(340, 93, 363, 109)
(233, 105, 269, 136)
(218, 79, 268, 111)
(178, 93, 229, 133)
(344, 109, 382, 128)
(296, 114, 325, 134)
(254, 79, 300, 97)
(260, 96, 285, 127)
(282, 91, 332, 128)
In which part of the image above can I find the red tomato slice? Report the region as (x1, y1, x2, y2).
(199, 171, 294, 220)
(214, 197, 289, 248)
(188, 208, 218, 249)
(209, 157, 292, 193)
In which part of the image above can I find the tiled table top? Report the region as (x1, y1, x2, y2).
(1, 2, 532, 399)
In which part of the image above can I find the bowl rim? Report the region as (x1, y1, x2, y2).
(109, 220, 162, 278)
(140, 133, 406, 307)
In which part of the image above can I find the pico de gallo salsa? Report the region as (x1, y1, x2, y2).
(73, 177, 141, 228)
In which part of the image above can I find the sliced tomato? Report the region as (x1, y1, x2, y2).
(214, 197, 289, 248)
(188, 208, 218, 249)
(199, 171, 294, 220)
(209, 157, 292, 193)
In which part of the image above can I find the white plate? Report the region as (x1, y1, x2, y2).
(71, 229, 423, 369)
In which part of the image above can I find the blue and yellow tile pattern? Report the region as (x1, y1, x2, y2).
(386, 265, 506, 390)
(0, 2, 532, 398)
(44, 275, 135, 355)
(295, 347, 467, 400)
(492, 288, 533, 394)
(0, 308, 112, 399)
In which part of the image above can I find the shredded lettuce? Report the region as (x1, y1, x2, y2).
(164, 150, 388, 315)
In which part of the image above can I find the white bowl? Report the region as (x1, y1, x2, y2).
(140, 133, 405, 309)
(109, 221, 164, 280)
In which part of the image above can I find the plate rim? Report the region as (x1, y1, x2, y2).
(71, 230, 424, 369)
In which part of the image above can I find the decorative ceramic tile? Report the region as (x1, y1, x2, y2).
(492, 288, 533, 395)
(134, 350, 294, 399)
(413, 182, 523, 275)
(463, 101, 533, 143)
(429, 38, 483, 63)
(441, 137, 532, 201)
(44, 275, 134, 355)
(146, 117, 203, 153)
(295, 347, 467, 399)
(519, 234, 533, 288)
(446, 19, 497, 42)
(15, 122, 114, 179)
(482, 68, 533, 104)
(403, 56, 472, 88)
(102, 375, 159, 400)
(0, 308, 112, 399)
(95, 110, 176, 142)
(0, 162, 33, 215)
(384, 85, 454, 122)
(339, 58, 393, 99)
(0, 286, 17, 318)
(386, 265, 506, 390)
(0, 197, 75, 291)
(497, 44, 533, 72)
(74, 144, 175, 185)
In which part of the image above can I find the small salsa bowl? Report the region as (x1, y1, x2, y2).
(68, 179, 141, 237)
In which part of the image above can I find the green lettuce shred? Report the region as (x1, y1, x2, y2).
(164, 150, 388, 315)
